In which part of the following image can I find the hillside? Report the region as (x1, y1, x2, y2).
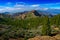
(11, 10, 54, 19)
(0, 10, 54, 19)
(0, 10, 60, 40)
(12, 10, 41, 19)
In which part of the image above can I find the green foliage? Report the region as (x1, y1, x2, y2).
(41, 16, 51, 36)
(0, 14, 60, 39)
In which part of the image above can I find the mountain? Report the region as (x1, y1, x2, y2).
(37, 10, 53, 17)
(0, 9, 60, 19)
(12, 10, 41, 19)
(41, 9, 60, 15)
(11, 10, 54, 19)
(0, 12, 11, 18)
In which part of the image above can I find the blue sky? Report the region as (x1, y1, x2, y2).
(0, 0, 60, 12)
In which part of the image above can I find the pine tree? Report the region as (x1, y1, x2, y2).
(41, 16, 51, 36)
(55, 15, 60, 27)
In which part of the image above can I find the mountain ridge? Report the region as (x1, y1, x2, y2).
(0, 9, 59, 19)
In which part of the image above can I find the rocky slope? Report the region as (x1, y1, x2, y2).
(28, 35, 60, 40)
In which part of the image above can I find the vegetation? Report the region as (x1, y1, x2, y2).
(41, 16, 51, 36)
(0, 14, 60, 40)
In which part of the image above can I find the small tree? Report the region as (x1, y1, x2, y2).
(41, 16, 51, 36)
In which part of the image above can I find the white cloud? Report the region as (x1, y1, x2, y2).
(43, 8, 48, 10)
(16, 2, 26, 4)
(1, 2, 60, 12)
(31, 4, 40, 7)
(0, 2, 49, 13)
(41, 2, 60, 6)
(14, 4, 25, 7)
(0, 6, 23, 13)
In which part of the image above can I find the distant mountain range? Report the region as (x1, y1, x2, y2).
(38, 9, 60, 15)
(0, 9, 60, 15)
(0, 9, 60, 19)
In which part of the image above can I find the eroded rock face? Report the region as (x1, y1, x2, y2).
(54, 34, 60, 40)
(28, 36, 59, 40)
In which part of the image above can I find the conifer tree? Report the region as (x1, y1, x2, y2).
(41, 16, 51, 36)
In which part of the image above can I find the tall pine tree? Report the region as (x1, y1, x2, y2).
(41, 16, 51, 36)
